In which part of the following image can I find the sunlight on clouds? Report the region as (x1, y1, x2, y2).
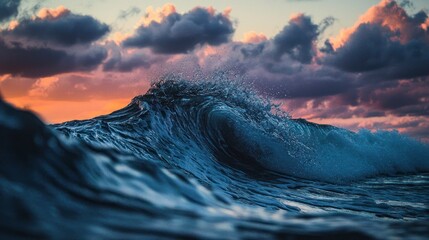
(422, 18, 429, 31)
(37, 6, 70, 19)
(111, 32, 131, 44)
(330, 0, 428, 49)
(7, 20, 18, 30)
(242, 31, 267, 43)
(137, 3, 176, 27)
(6, 97, 131, 123)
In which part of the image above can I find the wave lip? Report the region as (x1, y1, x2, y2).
(127, 78, 429, 183)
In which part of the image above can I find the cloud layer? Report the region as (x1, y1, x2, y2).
(324, 0, 429, 80)
(122, 5, 234, 54)
(0, 40, 107, 77)
(0, 6, 109, 78)
(272, 14, 319, 63)
(2, 6, 110, 47)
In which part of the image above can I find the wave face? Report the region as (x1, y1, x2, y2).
(1, 77, 428, 239)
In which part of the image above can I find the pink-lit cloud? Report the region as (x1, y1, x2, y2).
(242, 32, 267, 43)
(330, 0, 428, 49)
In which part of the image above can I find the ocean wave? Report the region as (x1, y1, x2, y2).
(1, 76, 428, 239)
(57, 77, 429, 182)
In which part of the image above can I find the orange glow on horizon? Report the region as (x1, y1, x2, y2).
(137, 3, 177, 27)
(5, 97, 132, 124)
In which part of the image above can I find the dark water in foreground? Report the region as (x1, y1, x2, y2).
(1, 79, 428, 239)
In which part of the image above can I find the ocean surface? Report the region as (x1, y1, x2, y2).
(1, 78, 428, 239)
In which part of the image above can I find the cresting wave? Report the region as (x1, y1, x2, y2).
(1, 77, 428, 239)
(58, 78, 429, 183)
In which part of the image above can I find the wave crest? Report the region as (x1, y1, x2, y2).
(58, 77, 429, 183)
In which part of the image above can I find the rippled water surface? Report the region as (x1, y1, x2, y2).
(1, 78, 428, 239)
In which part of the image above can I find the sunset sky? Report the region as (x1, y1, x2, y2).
(0, 0, 428, 141)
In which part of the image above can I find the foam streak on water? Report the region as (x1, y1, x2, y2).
(0, 78, 428, 239)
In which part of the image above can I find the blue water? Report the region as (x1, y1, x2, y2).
(1, 77, 428, 239)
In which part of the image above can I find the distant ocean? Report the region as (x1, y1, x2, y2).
(1, 77, 428, 239)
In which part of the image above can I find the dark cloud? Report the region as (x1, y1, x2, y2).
(0, 40, 107, 78)
(325, 23, 429, 79)
(0, 7, 109, 77)
(173, 13, 353, 100)
(2, 9, 110, 47)
(169, 14, 346, 100)
(0, 0, 20, 22)
(208, 14, 350, 99)
(188, 8, 428, 124)
(122, 7, 234, 54)
(305, 1, 429, 124)
(361, 44, 429, 80)
(271, 14, 319, 63)
(323, 1, 429, 80)
(357, 80, 429, 116)
(301, 79, 428, 120)
(325, 24, 404, 72)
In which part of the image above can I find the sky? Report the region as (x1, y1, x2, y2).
(0, 0, 428, 141)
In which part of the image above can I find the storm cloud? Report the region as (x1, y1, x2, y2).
(271, 14, 319, 63)
(0, 0, 20, 22)
(324, 23, 429, 80)
(0, 40, 107, 78)
(0, 7, 109, 77)
(324, 0, 429, 80)
(2, 7, 110, 47)
(122, 7, 234, 54)
(205, 14, 349, 99)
